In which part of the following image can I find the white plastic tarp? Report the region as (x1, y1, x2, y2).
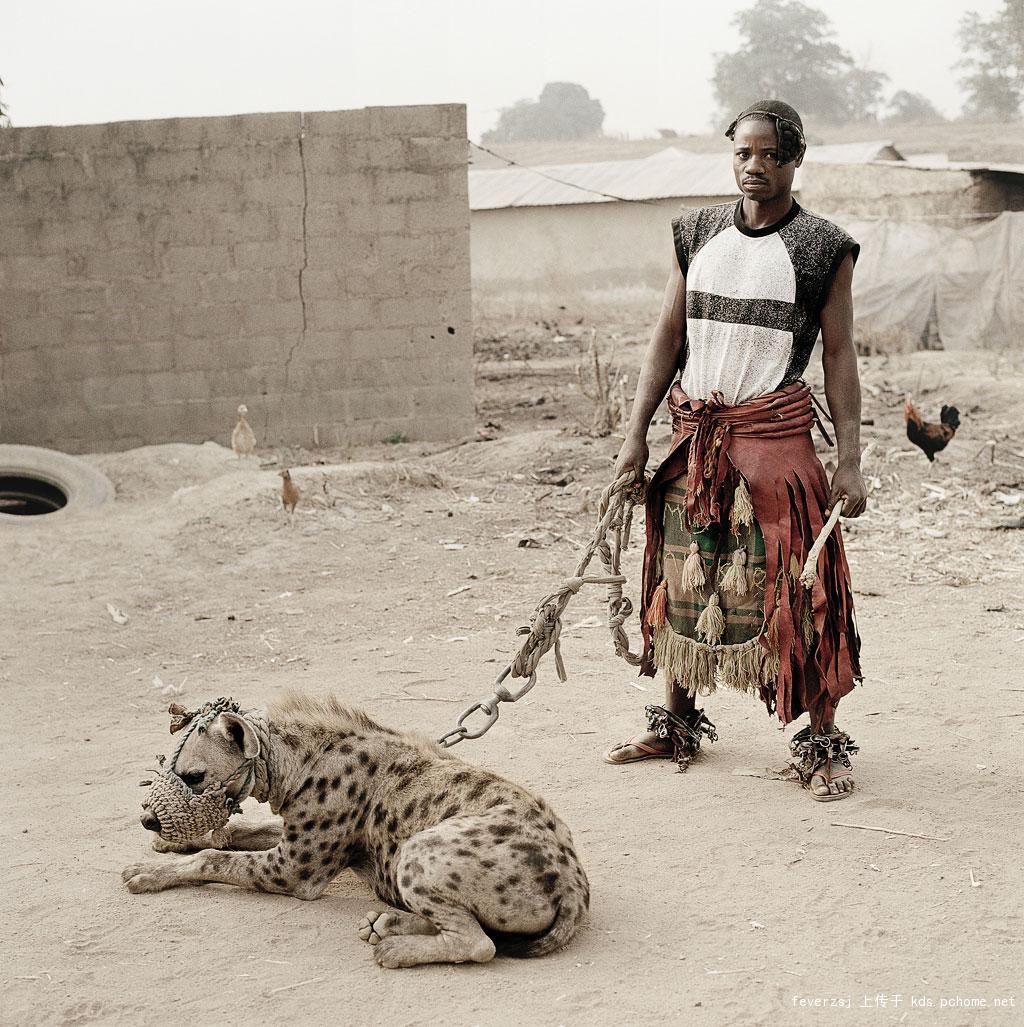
(844, 212, 1023, 350)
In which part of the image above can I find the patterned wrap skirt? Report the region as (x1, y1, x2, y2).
(640, 381, 861, 724)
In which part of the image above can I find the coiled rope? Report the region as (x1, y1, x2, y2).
(438, 472, 646, 747)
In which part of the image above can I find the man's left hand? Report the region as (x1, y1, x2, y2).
(827, 462, 867, 518)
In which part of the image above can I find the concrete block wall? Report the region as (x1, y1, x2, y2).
(0, 105, 473, 453)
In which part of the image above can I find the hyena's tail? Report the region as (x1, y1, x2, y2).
(491, 883, 589, 959)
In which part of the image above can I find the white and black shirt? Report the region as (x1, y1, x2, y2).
(671, 200, 858, 404)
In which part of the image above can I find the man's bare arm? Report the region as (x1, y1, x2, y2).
(820, 253, 867, 517)
(614, 256, 687, 482)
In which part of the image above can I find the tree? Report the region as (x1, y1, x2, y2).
(957, 2, 1024, 119)
(845, 66, 890, 122)
(885, 90, 945, 124)
(0, 77, 9, 128)
(711, 0, 888, 125)
(483, 82, 605, 143)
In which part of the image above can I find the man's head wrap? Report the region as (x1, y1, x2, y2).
(725, 99, 806, 166)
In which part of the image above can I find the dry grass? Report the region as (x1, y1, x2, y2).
(575, 329, 630, 436)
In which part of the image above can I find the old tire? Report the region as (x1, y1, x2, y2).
(0, 444, 115, 523)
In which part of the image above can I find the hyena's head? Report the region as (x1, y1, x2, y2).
(139, 705, 261, 836)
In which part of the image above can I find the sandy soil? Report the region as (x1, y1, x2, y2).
(3, 338, 1023, 1027)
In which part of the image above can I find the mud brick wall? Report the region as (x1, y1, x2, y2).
(799, 162, 1012, 221)
(0, 105, 472, 453)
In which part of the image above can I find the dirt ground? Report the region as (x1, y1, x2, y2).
(3, 332, 1023, 1027)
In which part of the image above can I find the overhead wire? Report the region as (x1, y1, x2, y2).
(469, 140, 659, 205)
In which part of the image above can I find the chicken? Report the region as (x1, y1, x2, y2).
(905, 395, 960, 462)
(231, 404, 256, 458)
(279, 468, 300, 518)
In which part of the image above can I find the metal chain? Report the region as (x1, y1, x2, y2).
(438, 471, 646, 748)
(788, 726, 860, 784)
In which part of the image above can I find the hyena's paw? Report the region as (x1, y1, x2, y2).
(121, 861, 183, 893)
(150, 836, 195, 854)
(357, 910, 387, 945)
(358, 909, 436, 945)
(373, 936, 419, 969)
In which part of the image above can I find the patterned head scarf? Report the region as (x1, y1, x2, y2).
(725, 99, 806, 167)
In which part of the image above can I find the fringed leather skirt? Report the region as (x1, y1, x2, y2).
(640, 381, 861, 724)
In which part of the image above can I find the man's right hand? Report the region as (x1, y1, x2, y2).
(614, 436, 649, 487)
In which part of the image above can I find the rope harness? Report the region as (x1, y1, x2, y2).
(140, 698, 269, 843)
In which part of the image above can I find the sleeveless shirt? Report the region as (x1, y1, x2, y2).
(671, 199, 858, 405)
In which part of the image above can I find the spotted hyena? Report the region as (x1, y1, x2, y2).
(122, 690, 589, 968)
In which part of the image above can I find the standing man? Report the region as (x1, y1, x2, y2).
(605, 100, 867, 801)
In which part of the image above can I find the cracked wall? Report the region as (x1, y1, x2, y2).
(0, 105, 473, 453)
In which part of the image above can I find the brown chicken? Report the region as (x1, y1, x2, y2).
(279, 469, 301, 518)
(905, 395, 960, 462)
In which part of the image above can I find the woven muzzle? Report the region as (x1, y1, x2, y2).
(143, 771, 234, 843)
(140, 697, 259, 843)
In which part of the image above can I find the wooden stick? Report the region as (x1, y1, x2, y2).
(265, 977, 324, 996)
(830, 821, 949, 842)
(799, 499, 845, 588)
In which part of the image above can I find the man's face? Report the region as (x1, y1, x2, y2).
(731, 119, 801, 202)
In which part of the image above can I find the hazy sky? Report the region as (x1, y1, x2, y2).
(1, 1, 1000, 139)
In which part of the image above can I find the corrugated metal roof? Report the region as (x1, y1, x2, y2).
(469, 141, 905, 211)
(902, 151, 949, 165)
(470, 148, 765, 211)
(898, 157, 1024, 175)
(804, 140, 903, 163)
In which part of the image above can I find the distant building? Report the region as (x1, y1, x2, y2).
(469, 142, 906, 318)
(801, 156, 1024, 222)
(469, 142, 1024, 348)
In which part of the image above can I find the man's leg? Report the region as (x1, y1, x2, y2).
(604, 680, 698, 763)
(809, 693, 835, 734)
(802, 694, 855, 799)
(607, 480, 726, 766)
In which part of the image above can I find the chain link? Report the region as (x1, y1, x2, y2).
(437, 665, 539, 748)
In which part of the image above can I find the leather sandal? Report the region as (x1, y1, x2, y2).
(603, 738, 673, 765)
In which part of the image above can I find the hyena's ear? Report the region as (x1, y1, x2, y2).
(214, 712, 260, 759)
